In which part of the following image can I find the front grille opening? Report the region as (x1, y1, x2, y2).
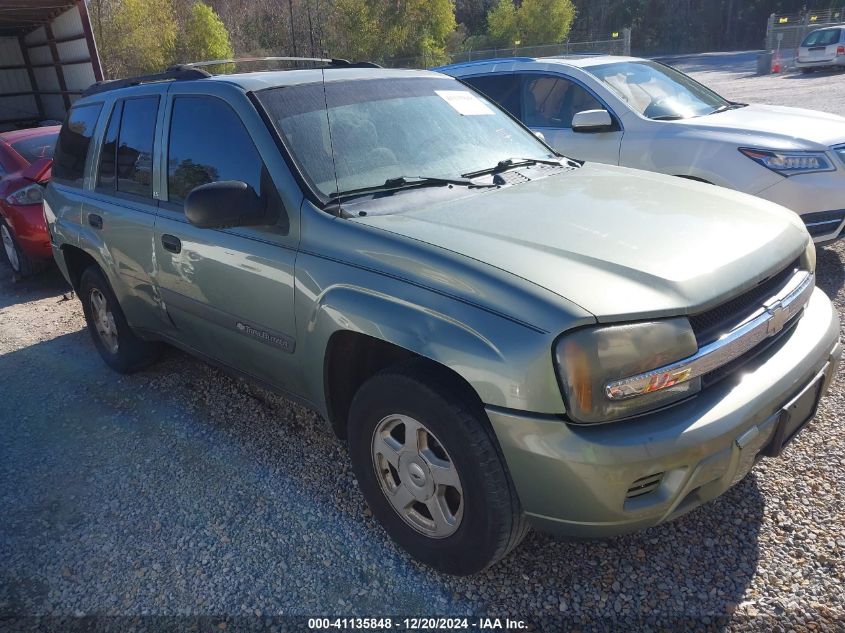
(689, 258, 801, 345)
(626, 472, 664, 499)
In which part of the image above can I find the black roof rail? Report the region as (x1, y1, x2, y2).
(178, 56, 382, 70)
(80, 57, 383, 98)
(81, 66, 210, 97)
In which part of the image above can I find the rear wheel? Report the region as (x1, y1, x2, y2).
(1, 220, 34, 277)
(347, 362, 528, 575)
(80, 266, 160, 373)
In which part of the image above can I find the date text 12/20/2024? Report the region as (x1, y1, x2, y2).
(307, 618, 528, 630)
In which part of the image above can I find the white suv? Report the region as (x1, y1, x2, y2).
(797, 25, 845, 72)
(439, 55, 845, 242)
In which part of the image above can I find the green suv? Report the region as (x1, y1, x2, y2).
(45, 60, 841, 575)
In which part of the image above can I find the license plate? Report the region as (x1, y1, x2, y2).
(763, 373, 824, 457)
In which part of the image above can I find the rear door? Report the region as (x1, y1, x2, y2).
(152, 83, 302, 392)
(82, 89, 165, 332)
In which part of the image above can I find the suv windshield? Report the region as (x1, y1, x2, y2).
(588, 60, 730, 120)
(257, 76, 556, 198)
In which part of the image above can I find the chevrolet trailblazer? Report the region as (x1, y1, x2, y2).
(45, 59, 841, 575)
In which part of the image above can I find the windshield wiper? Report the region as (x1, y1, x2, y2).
(330, 176, 491, 201)
(707, 103, 748, 115)
(650, 114, 687, 121)
(461, 157, 563, 179)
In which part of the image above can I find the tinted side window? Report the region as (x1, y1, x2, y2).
(167, 96, 264, 206)
(97, 101, 122, 190)
(463, 74, 522, 119)
(116, 97, 158, 198)
(522, 75, 603, 129)
(53, 103, 102, 187)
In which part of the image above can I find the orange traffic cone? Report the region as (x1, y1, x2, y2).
(772, 50, 781, 73)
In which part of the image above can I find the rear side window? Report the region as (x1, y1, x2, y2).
(96, 97, 158, 198)
(97, 102, 122, 190)
(463, 74, 522, 119)
(116, 97, 158, 198)
(166, 96, 264, 206)
(53, 104, 102, 187)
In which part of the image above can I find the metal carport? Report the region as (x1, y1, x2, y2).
(0, 1, 103, 130)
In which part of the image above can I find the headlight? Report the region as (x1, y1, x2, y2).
(802, 239, 816, 273)
(554, 318, 700, 424)
(739, 148, 835, 175)
(5, 182, 44, 206)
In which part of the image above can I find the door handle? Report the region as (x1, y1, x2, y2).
(161, 234, 182, 254)
(88, 213, 103, 230)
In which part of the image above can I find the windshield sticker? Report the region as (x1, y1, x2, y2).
(435, 90, 495, 116)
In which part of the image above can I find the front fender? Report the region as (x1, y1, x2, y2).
(296, 276, 570, 417)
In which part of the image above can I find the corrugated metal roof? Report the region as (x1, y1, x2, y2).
(0, 1, 77, 37)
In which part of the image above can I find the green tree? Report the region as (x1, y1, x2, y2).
(486, 0, 519, 46)
(111, 0, 177, 75)
(519, 0, 576, 45)
(486, 0, 575, 47)
(180, 2, 234, 65)
(329, 0, 458, 65)
(177, 2, 234, 73)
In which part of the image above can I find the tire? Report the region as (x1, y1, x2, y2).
(347, 361, 528, 575)
(1, 219, 35, 277)
(79, 266, 160, 373)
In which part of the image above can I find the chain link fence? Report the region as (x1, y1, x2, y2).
(765, 7, 845, 67)
(383, 29, 631, 69)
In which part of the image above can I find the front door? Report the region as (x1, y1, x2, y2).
(152, 86, 301, 393)
(520, 74, 623, 165)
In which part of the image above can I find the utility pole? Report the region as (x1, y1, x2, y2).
(288, 0, 297, 56)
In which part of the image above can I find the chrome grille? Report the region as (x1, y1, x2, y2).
(689, 259, 800, 345)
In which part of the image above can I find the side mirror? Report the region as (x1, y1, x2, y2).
(185, 181, 267, 229)
(572, 109, 614, 133)
(534, 131, 546, 142)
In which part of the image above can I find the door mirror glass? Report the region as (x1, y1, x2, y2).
(572, 109, 613, 133)
(185, 181, 267, 229)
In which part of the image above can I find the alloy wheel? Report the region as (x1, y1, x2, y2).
(90, 288, 119, 354)
(371, 414, 464, 538)
(1, 224, 19, 271)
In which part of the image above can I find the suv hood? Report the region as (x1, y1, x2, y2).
(675, 104, 845, 148)
(355, 164, 808, 322)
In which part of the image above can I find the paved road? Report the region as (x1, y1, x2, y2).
(1, 57, 844, 631)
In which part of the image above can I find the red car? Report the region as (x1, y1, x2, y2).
(0, 125, 59, 277)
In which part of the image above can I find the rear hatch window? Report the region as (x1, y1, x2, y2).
(801, 29, 841, 47)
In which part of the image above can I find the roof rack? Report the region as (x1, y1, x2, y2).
(80, 57, 382, 98)
(81, 66, 210, 97)
(179, 56, 382, 70)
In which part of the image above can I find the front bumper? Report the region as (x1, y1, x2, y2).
(488, 288, 840, 538)
(754, 170, 845, 243)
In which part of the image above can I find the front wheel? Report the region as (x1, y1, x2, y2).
(79, 266, 160, 373)
(347, 362, 528, 575)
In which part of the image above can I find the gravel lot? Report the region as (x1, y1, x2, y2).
(1, 57, 844, 631)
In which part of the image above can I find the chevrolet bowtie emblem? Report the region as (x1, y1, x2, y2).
(765, 301, 789, 337)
